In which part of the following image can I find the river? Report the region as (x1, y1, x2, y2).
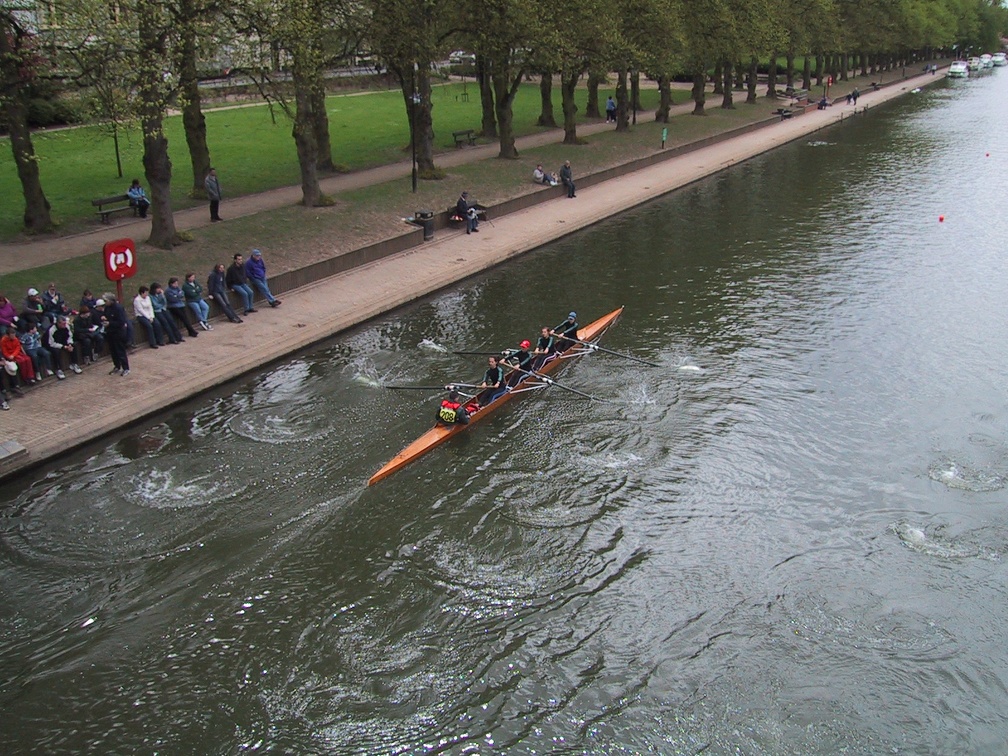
(3, 68, 1008, 754)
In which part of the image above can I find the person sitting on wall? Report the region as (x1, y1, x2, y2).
(457, 191, 479, 234)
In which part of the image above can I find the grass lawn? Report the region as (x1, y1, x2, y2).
(0, 80, 660, 241)
(0, 98, 769, 305)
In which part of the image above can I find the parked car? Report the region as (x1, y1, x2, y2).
(448, 50, 476, 65)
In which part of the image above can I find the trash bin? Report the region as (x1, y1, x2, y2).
(415, 209, 434, 241)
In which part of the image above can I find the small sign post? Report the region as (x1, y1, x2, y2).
(102, 238, 138, 303)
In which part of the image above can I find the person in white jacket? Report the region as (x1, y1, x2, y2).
(132, 285, 164, 349)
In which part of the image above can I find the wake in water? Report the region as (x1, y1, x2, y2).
(418, 338, 448, 353)
(927, 457, 1004, 492)
(890, 522, 998, 560)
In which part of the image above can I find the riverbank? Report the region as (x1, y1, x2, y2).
(0, 67, 945, 481)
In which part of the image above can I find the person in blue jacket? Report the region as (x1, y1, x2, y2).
(165, 277, 200, 338)
(244, 249, 281, 308)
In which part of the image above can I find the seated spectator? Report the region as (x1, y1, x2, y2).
(18, 322, 53, 379)
(207, 264, 243, 323)
(73, 306, 100, 364)
(42, 282, 70, 323)
(132, 285, 164, 349)
(150, 283, 183, 345)
(818, 95, 829, 109)
(80, 289, 98, 311)
(226, 253, 256, 314)
(165, 277, 200, 338)
(533, 164, 558, 186)
(244, 249, 281, 307)
(182, 272, 212, 330)
(46, 315, 83, 379)
(0, 295, 17, 329)
(21, 288, 46, 332)
(1, 360, 24, 409)
(127, 178, 150, 218)
(1, 325, 35, 384)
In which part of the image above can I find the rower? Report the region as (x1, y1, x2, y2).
(551, 311, 579, 352)
(502, 339, 534, 386)
(478, 356, 507, 403)
(533, 327, 556, 369)
(437, 390, 470, 425)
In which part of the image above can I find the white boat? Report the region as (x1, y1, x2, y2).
(948, 61, 969, 78)
(993, 52, 1007, 67)
(968, 57, 983, 71)
(981, 54, 994, 68)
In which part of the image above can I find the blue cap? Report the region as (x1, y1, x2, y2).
(568, 311, 577, 319)
(251, 249, 262, 256)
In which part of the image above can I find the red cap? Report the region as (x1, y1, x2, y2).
(520, 339, 531, 349)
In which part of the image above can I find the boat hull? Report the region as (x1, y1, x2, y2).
(367, 306, 625, 485)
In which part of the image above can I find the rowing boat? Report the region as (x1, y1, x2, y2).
(367, 306, 625, 485)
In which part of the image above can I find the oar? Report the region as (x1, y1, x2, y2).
(554, 333, 659, 367)
(506, 363, 601, 401)
(384, 382, 481, 391)
(453, 350, 503, 356)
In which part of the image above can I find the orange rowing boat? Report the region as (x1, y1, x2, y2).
(367, 306, 625, 485)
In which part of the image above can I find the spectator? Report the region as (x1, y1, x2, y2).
(606, 95, 616, 123)
(127, 178, 150, 218)
(150, 283, 183, 344)
(89, 299, 110, 356)
(0, 295, 17, 329)
(132, 285, 164, 349)
(208, 264, 244, 323)
(41, 282, 70, 323)
(1, 361, 19, 409)
(165, 277, 200, 337)
(46, 315, 83, 379)
(204, 167, 223, 222)
(73, 306, 100, 364)
(456, 191, 479, 234)
(21, 288, 46, 331)
(80, 289, 98, 311)
(244, 249, 281, 307)
(102, 294, 131, 376)
(2, 325, 35, 384)
(560, 160, 576, 198)
(182, 272, 212, 330)
(226, 253, 257, 314)
(18, 322, 53, 379)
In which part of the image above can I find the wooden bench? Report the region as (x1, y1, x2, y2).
(452, 129, 477, 147)
(92, 194, 138, 224)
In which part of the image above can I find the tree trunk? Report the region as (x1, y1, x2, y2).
(137, 10, 178, 248)
(631, 70, 643, 110)
(615, 67, 629, 131)
(655, 74, 671, 121)
(802, 55, 811, 91)
(414, 66, 435, 174)
(785, 52, 795, 89)
(816, 53, 824, 85)
(0, 20, 53, 232)
(721, 60, 733, 108)
(712, 60, 723, 95)
(585, 71, 602, 117)
(476, 55, 496, 138)
(561, 68, 579, 144)
(691, 70, 706, 115)
(735, 60, 745, 90)
(311, 75, 334, 172)
(492, 70, 521, 158)
(747, 57, 758, 103)
(767, 52, 778, 98)
(537, 72, 556, 127)
(841, 52, 849, 81)
(291, 63, 322, 206)
(178, 23, 211, 199)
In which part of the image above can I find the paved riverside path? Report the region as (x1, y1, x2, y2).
(0, 70, 940, 480)
(0, 103, 691, 275)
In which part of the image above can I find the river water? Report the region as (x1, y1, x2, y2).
(4, 70, 1008, 754)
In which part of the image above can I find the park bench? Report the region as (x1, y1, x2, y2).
(774, 108, 794, 120)
(452, 129, 477, 147)
(785, 87, 809, 104)
(92, 194, 138, 224)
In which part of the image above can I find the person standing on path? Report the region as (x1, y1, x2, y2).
(102, 295, 130, 376)
(560, 160, 576, 198)
(606, 96, 616, 123)
(205, 167, 223, 222)
(244, 249, 281, 307)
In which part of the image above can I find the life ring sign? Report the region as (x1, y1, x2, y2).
(102, 238, 138, 282)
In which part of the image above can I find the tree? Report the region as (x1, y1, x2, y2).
(0, 11, 53, 232)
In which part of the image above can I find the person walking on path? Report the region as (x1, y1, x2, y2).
(227, 254, 257, 314)
(244, 249, 282, 307)
(205, 167, 223, 222)
(560, 160, 576, 198)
